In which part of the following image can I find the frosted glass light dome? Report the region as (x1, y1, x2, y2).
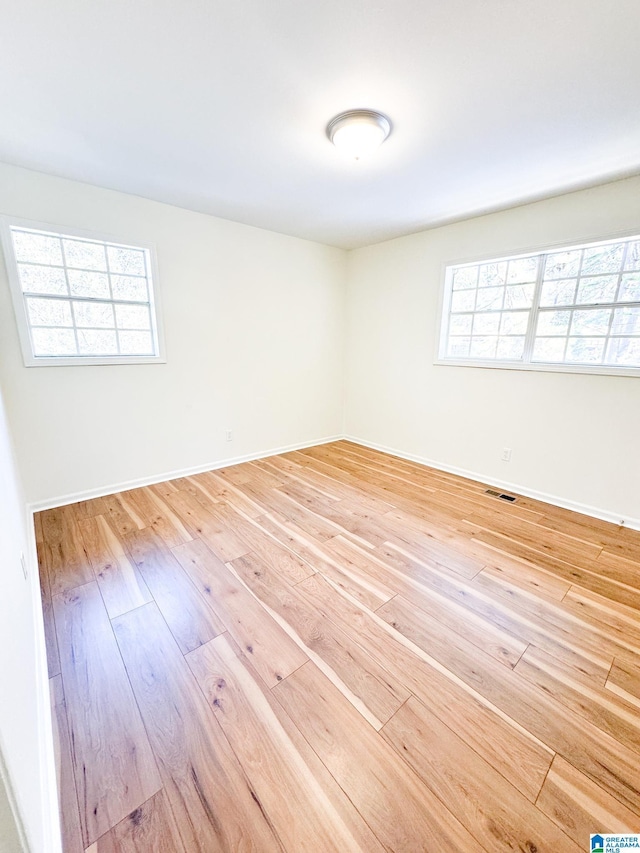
(327, 110, 391, 160)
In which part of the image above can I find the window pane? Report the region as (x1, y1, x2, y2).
(107, 246, 146, 276)
(503, 284, 534, 309)
(566, 337, 605, 363)
(447, 337, 470, 358)
(67, 270, 111, 299)
(570, 308, 611, 336)
(473, 313, 500, 335)
(606, 337, 640, 366)
(449, 314, 472, 335)
(72, 301, 115, 328)
(63, 239, 107, 271)
(470, 336, 497, 358)
(532, 338, 566, 362)
(452, 267, 478, 290)
(478, 262, 507, 287)
(540, 279, 576, 307)
(111, 274, 148, 302)
(507, 257, 538, 283)
(500, 311, 528, 335)
(31, 328, 77, 356)
(118, 330, 154, 355)
(26, 297, 73, 327)
(544, 250, 581, 280)
(476, 287, 503, 311)
(576, 275, 618, 305)
(536, 310, 570, 336)
(496, 336, 525, 359)
(625, 241, 640, 271)
(451, 290, 476, 312)
(12, 231, 62, 265)
(581, 243, 624, 275)
(618, 273, 640, 302)
(77, 330, 118, 355)
(17, 263, 68, 295)
(611, 306, 640, 336)
(115, 304, 151, 330)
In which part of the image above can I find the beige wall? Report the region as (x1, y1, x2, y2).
(0, 163, 346, 506)
(0, 383, 57, 852)
(344, 176, 640, 526)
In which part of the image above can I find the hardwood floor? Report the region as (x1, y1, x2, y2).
(36, 440, 640, 852)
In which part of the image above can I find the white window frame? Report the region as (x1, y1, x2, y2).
(0, 216, 166, 367)
(435, 228, 640, 378)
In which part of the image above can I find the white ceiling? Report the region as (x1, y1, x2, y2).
(1, 0, 639, 249)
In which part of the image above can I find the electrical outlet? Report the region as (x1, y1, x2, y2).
(20, 553, 28, 580)
(501, 447, 512, 462)
(225, 429, 233, 441)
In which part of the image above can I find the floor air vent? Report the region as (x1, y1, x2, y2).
(485, 489, 517, 502)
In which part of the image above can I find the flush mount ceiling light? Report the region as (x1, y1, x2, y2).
(327, 109, 391, 160)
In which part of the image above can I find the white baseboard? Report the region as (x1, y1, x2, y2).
(343, 434, 640, 532)
(28, 435, 343, 513)
(29, 430, 640, 532)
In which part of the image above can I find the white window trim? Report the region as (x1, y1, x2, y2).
(434, 227, 640, 379)
(0, 215, 167, 367)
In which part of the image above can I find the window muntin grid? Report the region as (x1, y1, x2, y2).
(7, 226, 160, 360)
(441, 236, 640, 372)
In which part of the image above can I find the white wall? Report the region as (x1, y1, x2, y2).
(0, 382, 57, 853)
(345, 176, 640, 526)
(0, 163, 346, 506)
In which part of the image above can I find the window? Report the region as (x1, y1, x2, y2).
(1, 218, 164, 366)
(438, 233, 640, 376)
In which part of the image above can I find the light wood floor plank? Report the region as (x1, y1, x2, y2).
(296, 572, 554, 803)
(125, 527, 224, 653)
(536, 755, 640, 844)
(515, 645, 640, 752)
(606, 655, 640, 707)
(255, 512, 392, 610)
(53, 582, 161, 845)
(166, 489, 251, 562)
(172, 538, 308, 685)
(79, 515, 152, 619)
(36, 513, 61, 677)
(101, 493, 146, 537)
(41, 506, 94, 596)
(377, 588, 527, 669)
(118, 487, 193, 549)
(377, 539, 616, 671)
(187, 633, 386, 853)
(112, 602, 283, 852)
(50, 675, 84, 853)
(91, 790, 186, 852)
(230, 552, 409, 728)
(477, 560, 572, 602)
(42, 595, 61, 678)
(273, 661, 482, 853)
(562, 585, 640, 654)
(69, 497, 107, 522)
(382, 695, 580, 852)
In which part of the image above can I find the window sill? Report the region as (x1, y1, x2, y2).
(23, 355, 166, 367)
(433, 358, 640, 378)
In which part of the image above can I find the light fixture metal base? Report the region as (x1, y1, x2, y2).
(326, 109, 392, 145)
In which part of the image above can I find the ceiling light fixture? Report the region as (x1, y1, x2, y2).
(327, 109, 391, 160)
